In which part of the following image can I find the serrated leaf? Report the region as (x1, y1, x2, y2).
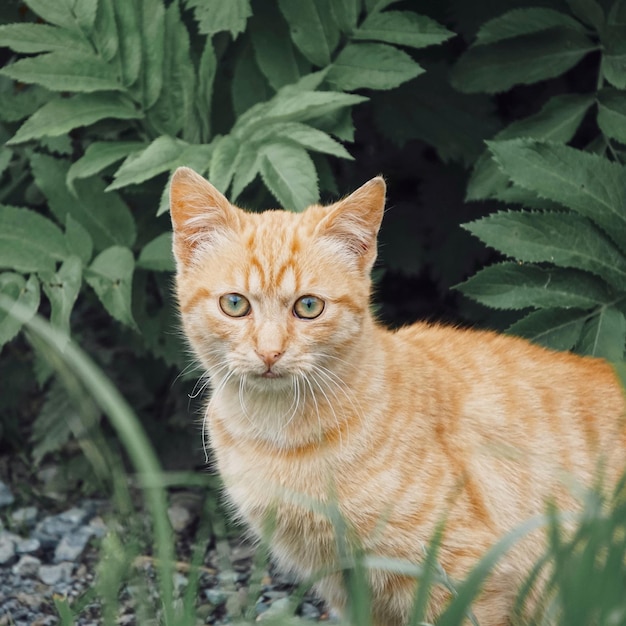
(111, 0, 142, 87)
(0, 80, 53, 123)
(107, 136, 186, 191)
(465, 211, 626, 290)
(231, 42, 272, 117)
(456, 263, 613, 310)
(0, 23, 91, 54)
(137, 233, 174, 272)
(259, 141, 318, 211)
(186, 0, 252, 38)
(488, 140, 626, 250)
(23, 0, 81, 30)
(195, 39, 217, 143)
(354, 11, 454, 49)
(277, 0, 334, 66)
(253, 122, 353, 159)
(0, 273, 40, 347)
(231, 144, 262, 200)
(85, 246, 137, 329)
(67, 141, 147, 191)
(0, 204, 68, 273)
(65, 215, 93, 265)
(475, 8, 586, 46)
(451, 28, 596, 94)
(41, 256, 82, 334)
(508, 308, 587, 350)
(147, 1, 195, 138)
(31, 154, 136, 251)
(249, 3, 300, 91)
(499, 93, 594, 142)
(209, 135, 241, 194)
(8, 93, 141, 145)
(327, 43, 424, 91)
(597, 88, 626, 143)
(92, 0, 118, 61)
(577, 306, 626, 359)
(134, 0, 165, 108)
(1, 50, 122, 93)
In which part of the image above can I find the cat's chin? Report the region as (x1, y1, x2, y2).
(246, 372, 294, 391)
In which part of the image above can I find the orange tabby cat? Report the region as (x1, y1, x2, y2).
(170, 166, 626, 625)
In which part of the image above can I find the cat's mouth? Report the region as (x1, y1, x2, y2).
(260, 370, 282, 379)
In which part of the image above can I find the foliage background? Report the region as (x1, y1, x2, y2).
(0, 0, 625, 551)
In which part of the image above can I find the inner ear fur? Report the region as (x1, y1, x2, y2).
(169, 167, 239, 265)
(316, 177, 386, 268)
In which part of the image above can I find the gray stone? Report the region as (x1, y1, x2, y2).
(12, 555, 41, 577)
(300, 602, 321, 621)
(0, 480, 14, 507)
(39, 562, 73, 586)
(15, 538, 41, 555)
(11, 506, 38, 528)
(34, 507, 89, 548)
(167, 503, 192, 533)
(204, 588, 227, 606)
(258, 596, 291, 620)
(0, 533, 16, 564)
(54, 526, 94, 562)
(88, 515, 107, 538)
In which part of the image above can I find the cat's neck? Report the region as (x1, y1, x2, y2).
(207, 317, 386, 451)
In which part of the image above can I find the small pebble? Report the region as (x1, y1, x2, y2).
(12, 554, 42, 577)
(0, 480, 14, 507)
(54, 526, 94, 562)
(258, 596, 292, 620)
(15, 537, 41, 555)
(167, 503, 193, 533)
(11, 506, 38, 528)
(0, 533, 16, 564)
(301, 602, 321, 621)
(39, 562, 73, 586)
(205, 588, 228, 605)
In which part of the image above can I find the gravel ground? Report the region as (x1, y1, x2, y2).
(0, 479, 334, 625)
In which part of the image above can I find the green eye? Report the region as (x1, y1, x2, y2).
(294, 295, 324, 319)
(219, 293, 251, 317)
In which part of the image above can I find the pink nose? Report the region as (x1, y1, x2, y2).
(256, 350, 283, 367)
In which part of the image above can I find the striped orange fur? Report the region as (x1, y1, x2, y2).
(170, 166, 626, 625)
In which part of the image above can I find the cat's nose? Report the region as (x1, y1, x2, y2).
(256, 349, 283, 367)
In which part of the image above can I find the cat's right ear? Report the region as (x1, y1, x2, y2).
(169, 167, 239, 266)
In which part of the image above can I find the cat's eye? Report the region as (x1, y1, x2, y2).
(294, 295, 324, 319)
(219, 293, 251, 317)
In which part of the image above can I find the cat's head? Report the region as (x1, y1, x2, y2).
(170, 167, 385, 390)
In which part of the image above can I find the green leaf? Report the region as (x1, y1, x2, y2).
(327, 43, 424, 91)
(498, 94, 594, 142)
(465, 211, 626, 290)
(354, 11, 454, 49)
(8, 92, 142, 145)
(1, 50, 122, 93)
(231, 144, 262, 200)
(277, 0, 335, 66)
(450, 28, 596, 94)
(64, 215, 93, 265)
(0, 80, 53, 123)
(85, 246, 137, 329)
(237, 90, 367, 135)
(475, 8, 586, 46)
(600, 8, 626, 89)
(577, 306, 626, 359)
(249, 3, 300, 91)
(259, 141, 318, 211)
(566, 0, 604, 31)
(231, 42, 272, 117)
(0, 204, 68, 273)
(0, 23, 91, 54)
(331, 0, 360, 33)
(67, 141, 147, 191)
(597, 88, 626, 144)
(508, 308, 588, 350)
(31, 154, 136, 251)
(41, 256, 82, 334)
(147, 1, 195, 138)
(488, 140, 626, 249)
(253, 122, 353, 159)
(209, 135, 240, 194)
(456, 263, 613, 310)
(195, 39, 217, 143)
(0, 273, 40, 347)
(137, 233, 175, 272)
(91, 0, 118, 61)
(111, 0, 142, 87)
(107, 136, 186, 191)
(185, 0, 252, 38)
(134, 0, 165, 108)
(23, 0, 82, 30)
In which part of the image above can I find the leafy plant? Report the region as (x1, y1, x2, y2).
(454, 1, 626, 360)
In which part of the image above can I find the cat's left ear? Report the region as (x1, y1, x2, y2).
(169, 167, 239, 266)
(316, 177, 386, 272)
